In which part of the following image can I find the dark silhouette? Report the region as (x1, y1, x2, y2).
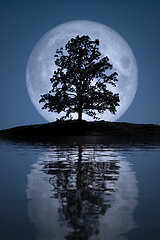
(41, 144, 120, 240)
(39, 35, 120, 122)
(1, 121, 160, 143)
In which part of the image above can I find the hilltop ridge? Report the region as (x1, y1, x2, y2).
(0, 120, 160, 143)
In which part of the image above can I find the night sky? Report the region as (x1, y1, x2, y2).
(1, 0, 160, 130)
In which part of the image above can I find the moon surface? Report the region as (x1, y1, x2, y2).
(26, 20, 138, 122)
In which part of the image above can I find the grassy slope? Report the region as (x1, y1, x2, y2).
(0, 120, 160, 143)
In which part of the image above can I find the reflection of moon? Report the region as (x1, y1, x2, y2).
(26, 20, 138, 122)
(26, 145, 138, 240)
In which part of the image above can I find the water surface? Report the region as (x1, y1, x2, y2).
(0, 137, 160, 240)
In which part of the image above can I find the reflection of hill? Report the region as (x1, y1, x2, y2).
(26, 142, 138, 240)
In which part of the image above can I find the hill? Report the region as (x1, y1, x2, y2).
(0, 120, 160, 143)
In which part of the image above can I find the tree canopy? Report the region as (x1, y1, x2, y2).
(39, 35, 120, 121)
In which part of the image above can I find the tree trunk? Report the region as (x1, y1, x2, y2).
(78, 109, 82, 122)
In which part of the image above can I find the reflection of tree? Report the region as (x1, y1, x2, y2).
(41, 144, 120, 240)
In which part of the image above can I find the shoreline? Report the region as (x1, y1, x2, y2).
(0, 120, 160, 143)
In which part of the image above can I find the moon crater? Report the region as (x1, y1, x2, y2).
(120, 56, 130, 69)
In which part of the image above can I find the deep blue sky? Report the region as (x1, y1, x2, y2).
(0, 0, 160, 130)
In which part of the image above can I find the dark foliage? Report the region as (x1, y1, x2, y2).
(39, 35, 120, 121)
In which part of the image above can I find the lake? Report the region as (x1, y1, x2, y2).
(0, 137, 160, 240)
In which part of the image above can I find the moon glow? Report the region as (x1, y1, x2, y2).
(26, 20, 138, 122)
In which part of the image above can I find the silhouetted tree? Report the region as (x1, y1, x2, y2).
(39, 35, 120, 121)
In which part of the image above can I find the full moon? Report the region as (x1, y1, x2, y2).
(26, 20, 138, 122)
